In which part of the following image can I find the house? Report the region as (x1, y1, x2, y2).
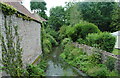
(111, 31, 120, 49)
(0, 1, 45, 76)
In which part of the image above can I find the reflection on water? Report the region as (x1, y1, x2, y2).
(45, 47, 80, 76)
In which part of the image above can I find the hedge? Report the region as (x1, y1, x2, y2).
(86, 32, 116, 52)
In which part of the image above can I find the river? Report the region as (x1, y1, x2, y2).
(45, 47, 87, 77)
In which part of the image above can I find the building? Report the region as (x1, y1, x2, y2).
(111, 31, 120, 49)
(0, 1, 45, 76)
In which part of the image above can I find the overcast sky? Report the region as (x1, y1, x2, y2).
(22, 0, 69, 16)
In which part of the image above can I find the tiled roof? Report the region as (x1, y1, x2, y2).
(0, 0, 46, 23)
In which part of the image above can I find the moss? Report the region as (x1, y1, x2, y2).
(0, 2, 17, 15)
(0, 2, 34, 21)
(32, 55, 41, 65)
(16, 14, 33, 21)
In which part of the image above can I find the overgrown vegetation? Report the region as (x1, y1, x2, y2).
(48, 2, 120, 32)
(60, 43, 119, 76)
(41, 23, 58, 55)
(1, 17, 25, 76)
(26, 59, 47, 76)
(86, 32, 116, 52)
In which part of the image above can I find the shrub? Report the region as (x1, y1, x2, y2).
(87, 64, 109, 76)
(26, 64, 44, 76)
(46, 34, 58, 46)
(72, 22, 100, 41)
(61, 38, 72, 47)
(65, 26, 76, 41)
(88, 52, 102, 64)
(42, 27, 58, 54)
(26, 59, 47, 76)
(86, 32, 116, 52)
(58, 25, 68, 40)
(65, 21, 100, 41)
(43, 38, 52, 54)
(77, 38, 86, 44)
(45, 26, 58, 40)
(105, 56, 116, 71)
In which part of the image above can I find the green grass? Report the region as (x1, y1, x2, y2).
(112, 49, 120, 55)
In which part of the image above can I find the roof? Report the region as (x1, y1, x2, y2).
(0, 0, 46, 23)
(111, 31, 120, 36)
(32, 13, 47, 22)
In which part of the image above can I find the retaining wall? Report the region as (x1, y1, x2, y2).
(73, 42, 120, 73)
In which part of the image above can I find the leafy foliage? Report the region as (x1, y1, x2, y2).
(0, 2, 17, 16)
(105, 56, 116, 71)
(61, 38, 72, 48)
(65, 21, 100, 41)
(30, 1, 48, 19)
(1, 17, 24, 76)
(86, 32, 116, 52)
(26, 59, 47, 76)
(48, 6, 65, 31)
(58, 25, 68, 41)
(41, 24, 58, 55)
(77, 2, 118, 32)
(60, 43, 118, 76)
(76, 38, 86, 44)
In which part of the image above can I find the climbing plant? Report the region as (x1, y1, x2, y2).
(0, 2, 34, 21)
(1, 16, 25, 76)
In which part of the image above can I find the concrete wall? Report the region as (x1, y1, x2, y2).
(0, 10, 42, 76)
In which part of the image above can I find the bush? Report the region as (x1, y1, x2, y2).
(86, 32, 116, 52)
(105, 56, 116, 71)
(65, 21, 100, 41)
(88, 52, 102, 64)
(26, 59, 47, 76)
(77, 38, 86, 44)
(45, 26, 58, 40)
(87, 64, 109, 76)
(26, 64, 44, 76)
(58, 25, 68, 40)
(43, 38, 52, 54)
(75, 22, 100, 38)
(61, 38, 72, 48)
(42, 27, 58, 54)
(46, 34, 58, 46)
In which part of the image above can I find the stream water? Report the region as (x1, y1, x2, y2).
(45, 47, 84, 77)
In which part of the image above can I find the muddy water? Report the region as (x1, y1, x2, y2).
(45, 47, 83, 77)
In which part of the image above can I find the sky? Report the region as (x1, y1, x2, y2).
(22, 0, 69, 16)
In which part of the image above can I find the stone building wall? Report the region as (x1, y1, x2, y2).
(0, 9, 42, 77)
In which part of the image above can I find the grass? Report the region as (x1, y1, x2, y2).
(112, 49, 120, 55)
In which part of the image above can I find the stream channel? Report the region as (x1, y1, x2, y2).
(45, 47, 87, 77)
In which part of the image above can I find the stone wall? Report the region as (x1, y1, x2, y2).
(0, 10, 42, 76)
(73, 42, 120, 73)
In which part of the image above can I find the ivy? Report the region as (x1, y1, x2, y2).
(1, 16, 25, 76)
(16, 14, 33, 21)
(0, 2, 34, 21)
(0, 2, 17, 16)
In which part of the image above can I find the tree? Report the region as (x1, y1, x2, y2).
(48, 6, 65, 31)
(77, 2, 117, 32)
(30, 1, 48, 19)
(110, 3, 120, 32)
(65, 2, 82, 26)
